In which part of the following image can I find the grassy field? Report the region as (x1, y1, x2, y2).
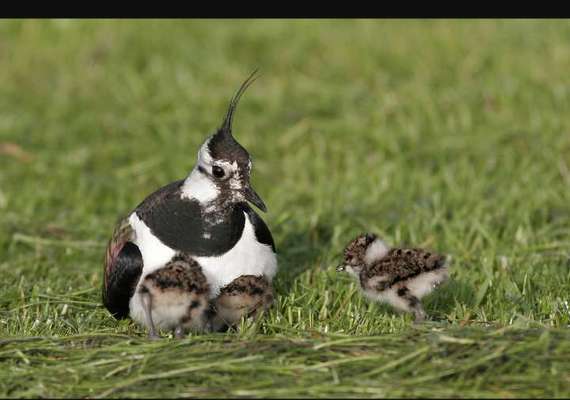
(1, 19, 570, 398)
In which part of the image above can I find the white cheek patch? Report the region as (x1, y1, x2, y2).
(181, 168, 219, 203)
(364, 239, 391, 265)
(181, 139, 220, 204)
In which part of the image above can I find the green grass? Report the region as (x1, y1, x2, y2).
(1, 19, 570, 398)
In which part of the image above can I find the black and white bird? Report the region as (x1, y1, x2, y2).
(102, 71, 277, 332)
(336, 233, 448, 322)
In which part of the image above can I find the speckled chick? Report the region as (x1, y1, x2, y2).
(138, 253, 210, 339)
(209, 275, 274, 332)
(337, 233, 449, 322)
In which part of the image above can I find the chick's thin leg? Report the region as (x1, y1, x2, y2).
(140, 289, 160, 339)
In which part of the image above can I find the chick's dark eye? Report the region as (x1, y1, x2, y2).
(212, 166, 225, 178)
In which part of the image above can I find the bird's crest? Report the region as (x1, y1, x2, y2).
(217, 69, 259, 139)
(208, 69, 259, 162)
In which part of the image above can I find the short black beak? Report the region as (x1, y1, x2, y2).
(336, 264, 346, 272)
(243, 184, 267, 212)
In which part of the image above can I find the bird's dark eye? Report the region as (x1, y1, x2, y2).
(212, 166, 225, 178)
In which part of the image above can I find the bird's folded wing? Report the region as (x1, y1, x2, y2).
(102, 217, 143, 319)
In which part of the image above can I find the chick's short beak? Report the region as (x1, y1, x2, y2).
(336, 264, 346, 272)
(243, 184, 267, 212)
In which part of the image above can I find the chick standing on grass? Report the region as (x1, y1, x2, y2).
(137, 253, 211, 339)
(336, 233, 449, 322)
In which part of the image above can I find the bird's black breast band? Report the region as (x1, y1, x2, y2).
(134, 180, 276, 256)
(134, 180, 247, 256)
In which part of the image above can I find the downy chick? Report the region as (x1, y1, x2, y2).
(138, 253, 210, 339)
(337, 233, 449, 322)
(209, 275, 273, 332)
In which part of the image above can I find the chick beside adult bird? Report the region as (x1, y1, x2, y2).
(138, 253, 210, 339)
(337, 233, 449, 322)
(209, 274, 274, 332)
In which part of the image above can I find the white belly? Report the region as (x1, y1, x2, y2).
(194, 214, 278, 297)
(127, 212, 278, 326)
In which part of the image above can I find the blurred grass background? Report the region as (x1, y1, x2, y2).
(0, 19, 569, 397)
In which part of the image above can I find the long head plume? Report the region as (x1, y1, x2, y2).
(218, 69, 260, 138)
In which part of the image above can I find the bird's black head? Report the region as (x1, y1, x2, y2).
(193, 70, 267, 212)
